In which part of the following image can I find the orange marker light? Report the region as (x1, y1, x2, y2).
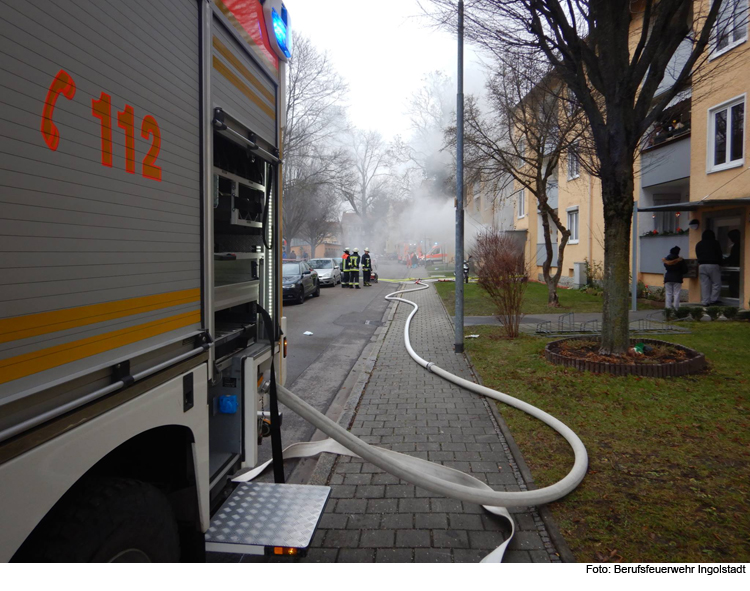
(273, 547, 298, 555)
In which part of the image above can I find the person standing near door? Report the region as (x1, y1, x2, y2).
(663, 246, 687, 310)
(695, 230, 723, 305)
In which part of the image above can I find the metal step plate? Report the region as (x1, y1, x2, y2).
(206, 482, 331, 555)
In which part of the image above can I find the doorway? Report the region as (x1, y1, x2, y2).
(708, 214, 743, 306)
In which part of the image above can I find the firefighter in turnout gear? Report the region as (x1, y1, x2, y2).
(342, 248, 351, 288)
(349, 248, 361, 289)
(362, 248, 373, 286)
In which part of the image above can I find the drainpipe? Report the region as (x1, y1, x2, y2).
(588, 173, 593, 266)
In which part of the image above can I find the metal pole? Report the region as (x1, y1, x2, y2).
(631, 201, 638, 312)
(455, 0, 465, 354)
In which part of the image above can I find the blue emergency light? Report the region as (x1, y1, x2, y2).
(271, 7, 291, 59)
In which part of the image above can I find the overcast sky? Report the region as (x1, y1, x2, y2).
(283, 0, 488, 141)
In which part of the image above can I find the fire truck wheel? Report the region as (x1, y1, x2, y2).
(14, 477, 180, 562)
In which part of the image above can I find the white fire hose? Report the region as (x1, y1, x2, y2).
(236, 281, 588, 562)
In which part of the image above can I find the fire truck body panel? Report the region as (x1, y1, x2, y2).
(0, 0, 304, 561)
(0, 0, 203, 411)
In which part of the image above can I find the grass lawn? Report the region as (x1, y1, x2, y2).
(434, 280, 653, 315)
(465, 322, 750, 562)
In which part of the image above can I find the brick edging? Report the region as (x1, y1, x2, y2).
(545, 337, 706, 377)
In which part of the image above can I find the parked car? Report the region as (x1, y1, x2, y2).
(282, 260, 320, 304)
(308, 258, 341, 286)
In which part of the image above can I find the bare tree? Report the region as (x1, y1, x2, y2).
(301, 188, 341, 257)
(394, 71, 457, 202)
(453, 55, 588, 306)
(283, 35, 349, 246)
(339, 129, 395, 244)
(426, 0, 725, 355)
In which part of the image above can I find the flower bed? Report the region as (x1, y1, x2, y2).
(545, 336, 706, 377)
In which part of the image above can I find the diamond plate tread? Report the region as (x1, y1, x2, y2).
(206, 482, 331, 549)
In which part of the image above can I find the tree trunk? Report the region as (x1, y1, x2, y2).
(546, 278, 559, 306)
(599, 159, 635, 356)
(540, 210, 559, 306)
(539, 205, 569, 308)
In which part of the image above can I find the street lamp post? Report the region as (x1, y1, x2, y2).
(454, 0, 465, 353)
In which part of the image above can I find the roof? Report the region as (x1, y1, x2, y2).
(637, 198, 750, 212)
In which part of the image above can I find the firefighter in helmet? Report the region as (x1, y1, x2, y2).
(341, 248, 350, 288)
(349, 248, 361, 289)
(362, 248, 373, 286)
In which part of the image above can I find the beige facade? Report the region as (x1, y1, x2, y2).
(515, 0, 749, 308)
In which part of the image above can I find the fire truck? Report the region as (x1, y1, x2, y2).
(0, 0, 326, 561)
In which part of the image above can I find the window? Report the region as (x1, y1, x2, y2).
(516, 139, 526, 167)
(708, 95, 745, 172)
(712, 0, 748, 57)
(566, 87, 580, 117)
(567, 207, 579, 243)
(518, 189, 526, 218)
(567, 143, 580, 179)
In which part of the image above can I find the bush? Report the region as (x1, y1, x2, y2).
(674, 307, 691, 319)
(583, 258, 603, 288)
(472, 229, 529, 338)
(737, 310, 750, 321)
(650, 286, 666, 302)
(689, 307, 705, 321)
(705, 306, 722, 321)
(722, 306, 739, 320)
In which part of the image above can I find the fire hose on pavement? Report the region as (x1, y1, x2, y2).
(235, 281, 588, 562)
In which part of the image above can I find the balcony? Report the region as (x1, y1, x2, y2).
(642, 97, 691, 153)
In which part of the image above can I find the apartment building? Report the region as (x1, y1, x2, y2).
(507, 0, 749, 307)
(637, 0, 749, 308)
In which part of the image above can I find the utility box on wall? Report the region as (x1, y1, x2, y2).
(573, 262, 588, 288)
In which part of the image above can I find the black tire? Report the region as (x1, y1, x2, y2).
(313, 280, 320, 297)
(13, 477, 180, 562)
(296, 286, 305, 305)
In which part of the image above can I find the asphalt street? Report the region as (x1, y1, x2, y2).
(257, 261, 410, 467)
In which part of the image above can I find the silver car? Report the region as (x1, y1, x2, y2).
(308, 258, 341, 286)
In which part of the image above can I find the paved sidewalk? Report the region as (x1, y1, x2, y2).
(301, 283, 566, 563)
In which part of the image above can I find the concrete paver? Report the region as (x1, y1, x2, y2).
(303, 283, 564, 563)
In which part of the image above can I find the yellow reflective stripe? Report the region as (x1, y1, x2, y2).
(213, 56, 275, 119)
(0, 310, 201, 385)
(213, 36, 275, 104)
(0, 289, 200, 345)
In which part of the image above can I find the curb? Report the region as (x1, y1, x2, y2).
(434, 285, 577, 563)
(290, 284, 403, 486)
